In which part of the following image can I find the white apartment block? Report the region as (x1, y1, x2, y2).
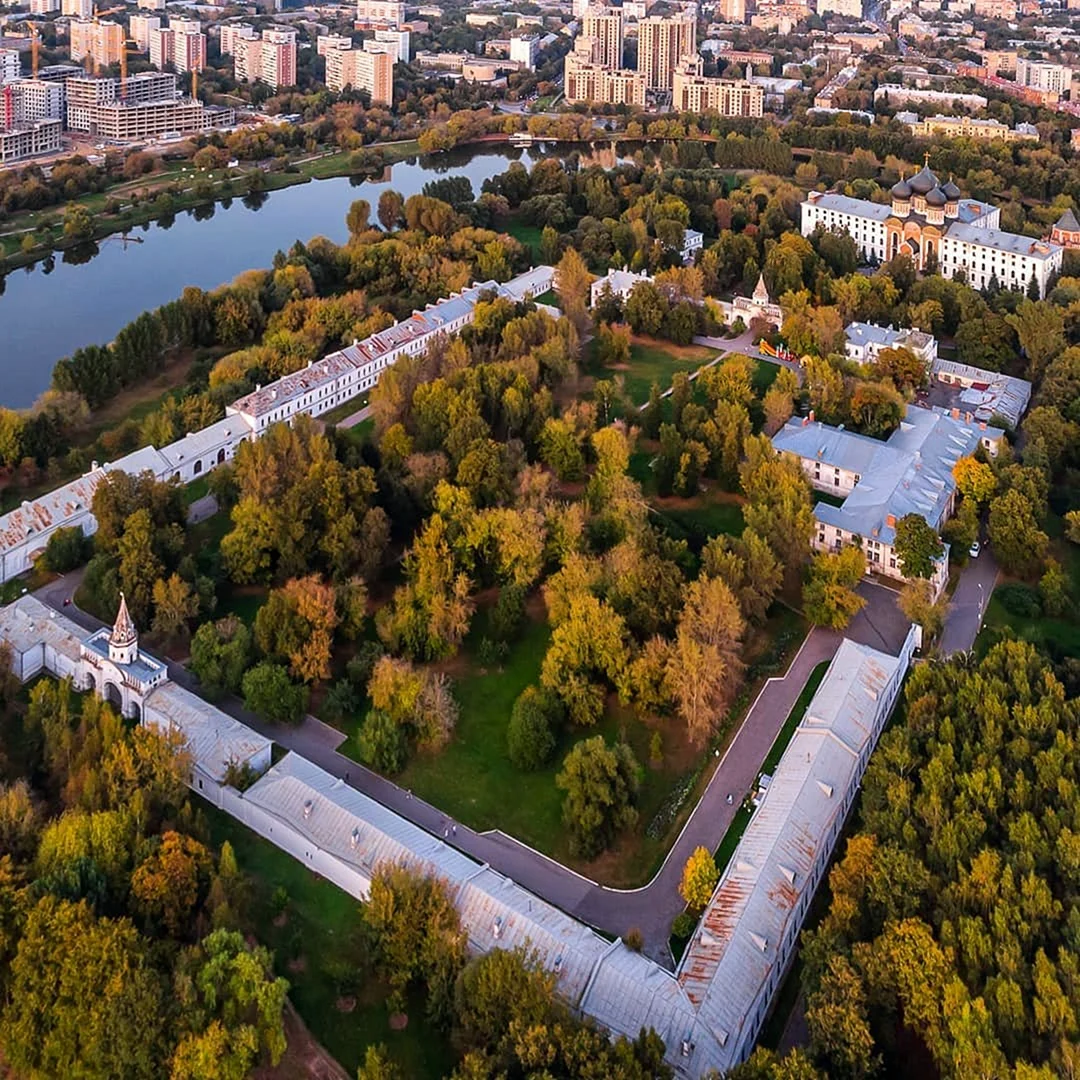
(219, 23, 257, 56)
(581, 7, 623, 68)
(671, 68, 763, 114)
(69, 20, 125, 68)
(0, 117, 62, 162)
(317, 33, 353, 56)
(374, 27, 409, 62)
(564, 53, 646, 105)
(801, 162, 1063, 298)
(150, 24, 207, 75)
(355, 0, 405, 27)
(0, 47, 19, 84)
(61, 0, 92, 17)
(509, 33, 538, 68)
(29, 0, 60, 13)
(637, 14, 696, 90)
(1016, 57, 1071, 97)
(5, 79, 65, 122)
(130, 14, 162, 51)
(0, 266, 553, 586)
(818, 0, 862, 13)
(717, 0, 747, 21)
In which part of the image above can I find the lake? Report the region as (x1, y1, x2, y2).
(0, 144, 552, 409)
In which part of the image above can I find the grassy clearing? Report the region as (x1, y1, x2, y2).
(652, 495, 746, 551)
(977, 591, 1080, 660)
(506, 219, 544, 261)
(321, 394, 369, 426)
(394, 611, 700, 880)
(204, 806, 454, 1079)
(617, 338, 719, 405)
(750, 358, 780, 398)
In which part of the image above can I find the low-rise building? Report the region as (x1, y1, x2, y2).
(873, 83, 988, 108)
(772, 404, 1004, 594)
(844, 321, 937, 367)
(564, 53, 646, 105)
(818, 0, 862, 16)
(672, 68, 764, 115)
(903, 112, 1038, 142)
(717, 272, 783, 328)
(590, 266, 652, 306)
(0, 116, 62, 161)
(930, 358, 1032, 427)
(1050, 207, 1080, 250)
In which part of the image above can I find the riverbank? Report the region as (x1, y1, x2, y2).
(0, 139, 423, 275)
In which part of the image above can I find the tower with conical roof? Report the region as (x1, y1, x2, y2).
(109, 592, 139, 666)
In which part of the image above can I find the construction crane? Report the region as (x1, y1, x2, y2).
(191, 68, 197, 101)
(30, 24, 39, 79)
(119, 34, 138, 98)
(94, 4, 125, 19)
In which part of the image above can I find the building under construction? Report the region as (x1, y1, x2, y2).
(63, 72, 233, 139)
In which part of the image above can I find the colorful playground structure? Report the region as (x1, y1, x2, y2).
(757, 339, 799, 364)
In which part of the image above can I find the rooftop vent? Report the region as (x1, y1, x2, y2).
(779, 865, 797, 885)
(750, 932, 768, 954)
(493, 915, 503, 939)
(816, 780, 834, 799)
(303, 799, 313, 819)
(681, 1038, 695, 1057)
(350, 827, 360, 848)
(553, 955, 563, 974)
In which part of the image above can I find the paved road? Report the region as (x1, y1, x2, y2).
(336, 403, 372, 429)
(694, 331, 804, 383)
(188, 494, 219, 525)
(33, 569, 854, 964)
(940, 550, 998, 656)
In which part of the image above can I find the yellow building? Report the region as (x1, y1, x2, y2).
(905, 113, 1038, 143)
(636, 14, 695, 90)
(671, 68, 763, 115)
(564, 52, 646, 105)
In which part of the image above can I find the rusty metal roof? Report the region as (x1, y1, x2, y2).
(0, 469, 105, 555)
(675, 639, 904, 1074)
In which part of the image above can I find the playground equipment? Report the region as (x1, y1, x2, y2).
(757, 339, 798, 364)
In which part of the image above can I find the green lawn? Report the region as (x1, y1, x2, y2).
(395, 614, 695, 875)
(652, 499, 745, 551)
(506, 218, 544, 261)
(977, 591, 1080, 660)
(618, 340, 719, 405)
(750, 357, 780, 398)
(204, 807, 454, 1079)
(321, 393, 369, 426)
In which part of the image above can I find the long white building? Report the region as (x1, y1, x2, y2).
(0, 582, 917, 1077)
(0, 266, 554, 586)
(802, 161, 1062, 297)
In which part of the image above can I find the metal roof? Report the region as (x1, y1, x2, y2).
(774, 404, 998, 543)
(675, 640, 902, 1075)
(144, 682, 270, 782)
(242, 752, 480, 886)
(945, 220, 1061, 259)
(82, 628, 166, 686)
(0, 468, 105, 555)
(458, 866, 613, 1006)
(158, 415, 248, 468)
(931, 358, 1032, 427)
(0, 595, 84, 662)
(804, 192, 892, 222)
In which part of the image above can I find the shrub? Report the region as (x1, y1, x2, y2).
(476, 637, 508, 668)
(490, 583, 526, 642)
(346, 640, 385, 690)
(996, 583, 1042, 620)
(357, 709, 408, 774)
(507, 686, 561, 771)
(625, 928, 643, 952)
(671, 912, 696, 940)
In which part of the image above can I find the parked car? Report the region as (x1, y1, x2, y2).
(969, 540, 981, 558)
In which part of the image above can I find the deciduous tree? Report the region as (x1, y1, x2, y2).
(802, 546, 866, 629)
(679, 846, 719, 912)
(556, 736, 639, 859)
(893, 514, 944, 580)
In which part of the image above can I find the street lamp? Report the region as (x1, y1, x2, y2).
(976, 581, 984, 617)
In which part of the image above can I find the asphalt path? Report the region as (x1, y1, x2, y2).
(940, 549, 998, 656)
(34, 567, 850, 964)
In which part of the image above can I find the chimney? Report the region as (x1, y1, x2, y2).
(809, 409, 816, 423)
(951, 407, 959, 419)
(979, 421, 986, 430)
(965, 411, 973, 423)
(886, 514, 897, 528)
